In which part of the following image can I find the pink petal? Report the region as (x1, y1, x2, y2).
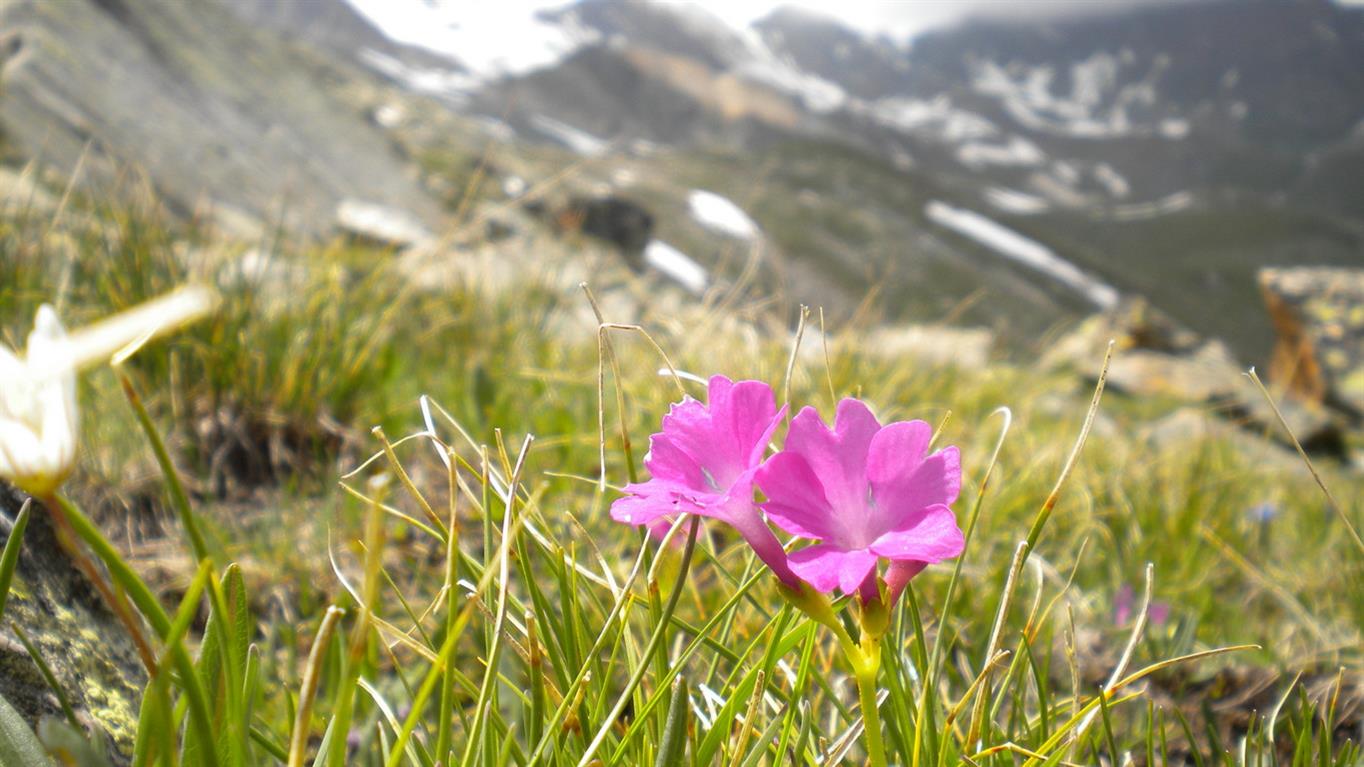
(646, 516, 680, 542)
(650, 376, 781, 492)
(869, 438, 961, 537)
(781, 400, 882, 543)
(868, 504, 964, 563)
(788, 544, 877, 595)
(711, 376, 783, 467)
(652, 397, 714, 479)
(643, 433, 708, 489)
(711, 485, 800, 588)
(756, 451, 839, 541)
(610, 483, 706, 527)
(865, 420, 932, 488)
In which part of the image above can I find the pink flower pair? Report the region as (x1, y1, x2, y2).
(610, 376, 965, 603)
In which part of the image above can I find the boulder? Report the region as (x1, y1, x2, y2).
(1044, 300, 1244, 401)
(556, 196, 654, 260)
(1047, 299, 1346, 454)
(1259, 267, 1364, 419)
(0, 484, 145, 764)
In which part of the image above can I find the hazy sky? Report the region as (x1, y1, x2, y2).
(686, 0, 1364, 38)
(680, 0, 1073, 38)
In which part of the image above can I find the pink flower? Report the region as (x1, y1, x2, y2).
(756, 399, 964, 602)
(1113, 584, 1171, 628)
(610, 376, 800, 587)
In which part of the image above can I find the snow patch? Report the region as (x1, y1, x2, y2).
(856, 96, 997, 142)
(984, 187, 1050, 215)
(644, 240, 709, 294)
(1110, 191, 1194, 221)
(346, 0, 598, 83)
(360, 49, 478, 100)
(925, 201, 1118, 309)
(1092, 163, 1130, 198)
(529, 115, 608, 156)
(734, 58, 847, 113)
(957, 136, 1045, 169)
(972, 54, 1172, 141)
(1158, 118, 1190, 139)
(689, 190, 759, 240)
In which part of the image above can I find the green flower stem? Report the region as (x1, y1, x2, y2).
(852, 635, 887, 767)
(782, 585, 888, 767)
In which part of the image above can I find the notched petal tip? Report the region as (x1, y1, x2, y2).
(32, 304, 65, 339)
(869, 504, 965, 563)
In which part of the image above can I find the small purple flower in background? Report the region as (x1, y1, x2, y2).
(1247, 502, 1279, 524)
(610, 375, 800, 587)
(756, 399, 964, 603)
(1113, 584, 1171, 628)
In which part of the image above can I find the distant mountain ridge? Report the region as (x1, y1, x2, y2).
(2, 0, 1362, 361)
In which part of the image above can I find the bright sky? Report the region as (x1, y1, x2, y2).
(672, 0, 982, 38)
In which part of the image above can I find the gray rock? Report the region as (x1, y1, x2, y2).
(0, 0, 441, 236)
(557, 196, 655, 260)
(1048, 299, 1347, 454)
(1260, 267, 1364, 419)
(0, 484, 144, 764)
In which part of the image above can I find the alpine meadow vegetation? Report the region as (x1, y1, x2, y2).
(0, 182, 1362, 767)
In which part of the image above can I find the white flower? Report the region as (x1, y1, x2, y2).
(1, 286, 217, 496)
(0, 305, 78, 496)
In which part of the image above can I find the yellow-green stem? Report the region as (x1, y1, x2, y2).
(853, 637, 887, 767)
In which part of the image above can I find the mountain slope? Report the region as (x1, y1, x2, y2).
(0, 0, 440, 233)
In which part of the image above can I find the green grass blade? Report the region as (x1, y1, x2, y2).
(0, 499, 31, 626)
(0, 690, 51, 767)
(653, 676, 690, 767)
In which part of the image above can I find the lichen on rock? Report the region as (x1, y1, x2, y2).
(0, 484, 145, 764)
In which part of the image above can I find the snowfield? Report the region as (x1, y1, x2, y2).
(529, 115, 608, 156)
(360, 50, 479, 101)
(971, 55, 1179, 142)
(644, 240, 709, 294)
(856, 96, 997, 142)
(925, 201, 1119, 309)
(689, 190, 759, 240)
(346, 0, 598, 83)
(984, 188, 1051, 215)
(957, 136, 1046, 169)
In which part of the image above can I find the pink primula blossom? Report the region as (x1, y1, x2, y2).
(757, 399, 964, 602)
(610, 375, 800, 587)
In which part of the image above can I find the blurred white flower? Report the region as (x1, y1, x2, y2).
(0, 305, 78, 496)
(1, 286, 217, 496)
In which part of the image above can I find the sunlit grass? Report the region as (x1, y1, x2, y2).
(0, 183, 1361, 765)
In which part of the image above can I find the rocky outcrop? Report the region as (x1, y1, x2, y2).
(1259, 267, 1364, 419)
(1044, 300, 1244, 401)
(1047, 299, 1346, 454)
(0, 484, 144, 763)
